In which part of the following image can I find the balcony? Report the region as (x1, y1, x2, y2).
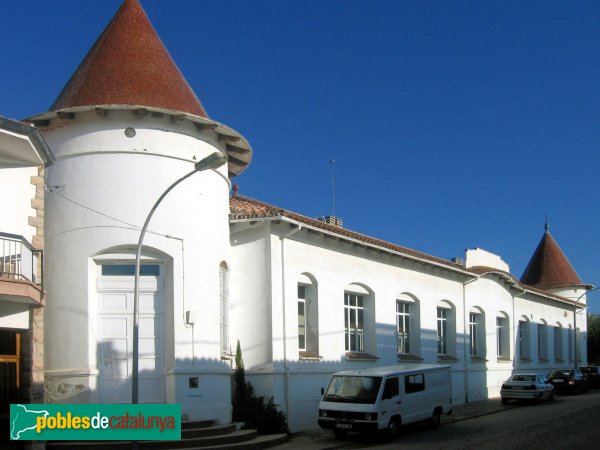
(0, 232, 43, 307)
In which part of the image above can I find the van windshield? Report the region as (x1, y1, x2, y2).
(323, 376, 382, 404)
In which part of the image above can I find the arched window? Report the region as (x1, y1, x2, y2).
(437, 300, 456, 358)
(519, 316, 531, 361)
(496, 311, 510, 359)
(298, 273, 319, 357)
(469, 307, 486, 359)
(554, 322, 563, 361)
(537, 319, 548, 360)
(568, 325, 574, 362)
(344, 283, 374, 355)
(576, 327, 581, 362)
(396, 293, 420, 355)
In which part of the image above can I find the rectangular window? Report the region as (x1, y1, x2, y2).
(538, 323, 547, 359)
(437, 308, 447, 355)
(344, 293, 364, 352)
(496, 317, 502, 357)
(382, 377, 399, 399)
(396, 302, 410, 354)
(101, 264, 159, 276)
(576, 329, 581, 362)
(219, 266, 229, 355)
(519, 320, 531, 359)
(554, 326, 563, 360)
(405, 373, 425, 394)
(496, 316, 509, 358)
(568, 328, 573, 362)
(298, 285, 306, 351)
(469, 313, 478, 356)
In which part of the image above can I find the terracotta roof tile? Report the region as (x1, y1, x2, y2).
(520, 228, 584, 289)
(229, 195, 589, 307)
(49, 0, 207, 117)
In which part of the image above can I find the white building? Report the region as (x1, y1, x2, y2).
(1, 0, 592, 433)
(0, 117, 52, 420)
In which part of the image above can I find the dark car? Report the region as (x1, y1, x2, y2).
(547, 369, 588, 394)
(580, 366, 600, 388)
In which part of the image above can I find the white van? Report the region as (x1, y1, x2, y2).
(318, 364, 452, 438)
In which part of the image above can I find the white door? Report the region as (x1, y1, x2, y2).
(97, 263, 165, 403)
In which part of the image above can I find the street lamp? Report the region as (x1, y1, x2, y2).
(573, 286, 600, 371)
(132, 151, 228, 403)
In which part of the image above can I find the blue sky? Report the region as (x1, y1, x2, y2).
(3, 0, 600, 311)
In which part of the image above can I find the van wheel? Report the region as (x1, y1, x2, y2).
(333, 429, 348, 439)
(427, 410, 441, 430)
(387, 418, 400, 440)
(501, 397, 509, 405)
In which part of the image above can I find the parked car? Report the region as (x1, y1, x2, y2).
(580, 366, 600, 388)
(547, 369, 588, 394)
(500, 373, 554, 404)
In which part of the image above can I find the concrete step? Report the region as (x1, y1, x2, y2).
(45, 426, 268, 449)
(182, 420, 216, 430)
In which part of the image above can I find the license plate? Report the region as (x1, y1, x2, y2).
(336, 424, 352, 429)
(553, 379, 563, 383)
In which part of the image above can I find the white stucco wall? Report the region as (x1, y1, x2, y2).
(231, 221, 587, 432)
(40, 110, 232, 422)
(0, 166, 37, 240)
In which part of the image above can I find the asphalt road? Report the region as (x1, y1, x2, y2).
(321, 390, 600, 449)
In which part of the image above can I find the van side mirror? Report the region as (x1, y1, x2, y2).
(321, 388, 324, 396)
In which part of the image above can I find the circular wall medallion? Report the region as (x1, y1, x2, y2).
(124, 127, 136, 138)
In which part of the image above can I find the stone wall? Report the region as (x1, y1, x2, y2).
(21, 165, 45, 404)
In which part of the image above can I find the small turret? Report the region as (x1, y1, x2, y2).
(520, 224, 591, 298)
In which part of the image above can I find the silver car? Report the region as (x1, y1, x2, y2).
(500, 373, 554, 404)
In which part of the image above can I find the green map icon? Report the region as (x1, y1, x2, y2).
(10, 404, 49, 440)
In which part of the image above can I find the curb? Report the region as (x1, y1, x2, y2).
(444, 403, 517, 424)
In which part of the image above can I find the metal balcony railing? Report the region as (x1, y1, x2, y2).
(0, 232, 43, 290)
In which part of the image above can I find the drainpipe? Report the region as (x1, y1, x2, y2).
(512, 289, 527, 374)
(279, 222, 302, 419)
(462, 276, 479, 404)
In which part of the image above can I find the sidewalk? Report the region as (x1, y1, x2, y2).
(274, 397, 513, 449)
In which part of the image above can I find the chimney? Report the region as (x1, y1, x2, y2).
(324, 216, 343, 227)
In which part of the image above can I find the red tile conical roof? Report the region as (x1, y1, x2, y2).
(520, 226, 584, 289)
(49, 0, 207, 117)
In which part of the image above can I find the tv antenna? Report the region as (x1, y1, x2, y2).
(330, 159, 336, 217)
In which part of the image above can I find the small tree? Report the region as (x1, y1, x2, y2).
(588, 314, 600, 364)
(232, 340, 288, 434)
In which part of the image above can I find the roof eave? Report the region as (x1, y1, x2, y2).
(0, 117, 55, 167)
(230, 215, 476, 278)
(27, 105, 251, 177)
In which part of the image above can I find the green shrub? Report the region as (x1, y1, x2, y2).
(232, 341, 288, 434)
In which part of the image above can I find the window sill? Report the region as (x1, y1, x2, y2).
(555, 358, 564, 363)
(397, 353, 424, 362)
(438, 355, 460, 363)
(220, 353, 234, 361)
(345, 352, 378, 361)
(470, 356, 488, 363)
(538, 358, 549, 363)
(299, 351, 322, 361)
(519, 357, 532, 363)
(497, 356, 512, 363)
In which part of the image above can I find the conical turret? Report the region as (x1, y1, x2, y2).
(49, 0, 207, 117)
(521, 224, 589, 293)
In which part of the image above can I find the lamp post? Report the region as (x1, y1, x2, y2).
(132, 151, 228, 404)
(573, 286, 599, 371)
